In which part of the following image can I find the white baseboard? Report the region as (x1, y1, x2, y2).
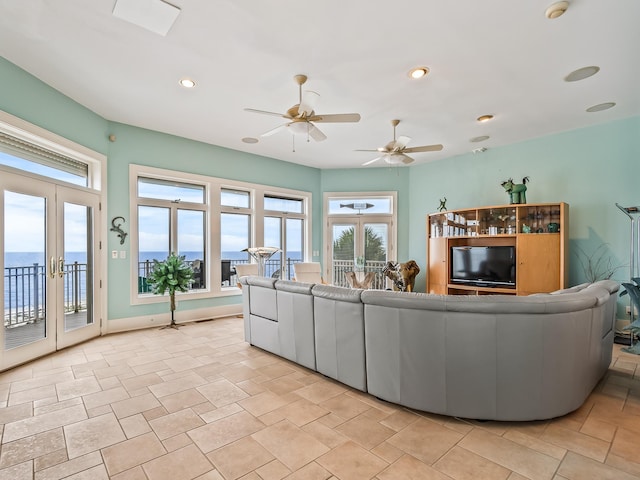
(105, 304, 243, 334)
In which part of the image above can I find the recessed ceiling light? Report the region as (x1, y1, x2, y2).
(545, 1, 570, 19)
(477, 115, 494, 123)
(586, 102, 616, 113)
(242, 137, 259, 144)
(408, 67, 430, 79)
(470, 135, 490, 143)
(564, 66, 600, 82)
(179, 78, 196, 88)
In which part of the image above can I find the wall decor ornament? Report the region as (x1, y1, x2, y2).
(110, 216, 128, 244)
(501, 176, 529, 204)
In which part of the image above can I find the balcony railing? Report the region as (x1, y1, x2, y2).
(137, 258, 303, 293)
(331, 260, 388, 289)
(4, 262, 87, 328)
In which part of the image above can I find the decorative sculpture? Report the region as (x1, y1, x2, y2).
(110, 216, 128, 244)
(383, 260, 420, 292)
(501, 176, 530, 204)
(345, 271, 376, 289)
(438, 197, 447, 212)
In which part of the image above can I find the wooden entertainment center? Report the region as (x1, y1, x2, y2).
(427, 202, 568, 295)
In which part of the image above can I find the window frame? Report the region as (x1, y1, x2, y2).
(130, 164, 311, 305)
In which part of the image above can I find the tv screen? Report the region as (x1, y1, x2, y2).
(450, 246, 516, 288)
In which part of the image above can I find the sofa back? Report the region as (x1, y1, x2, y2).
(360, 281, 618, 421)
(312, 284, 367, 391)
(275, 280, 316, 370)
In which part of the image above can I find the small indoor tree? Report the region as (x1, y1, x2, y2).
(148, 253, 194, 329)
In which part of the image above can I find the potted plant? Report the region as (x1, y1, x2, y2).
(148, 253, 194, 329)
(621, 277, 640, 354)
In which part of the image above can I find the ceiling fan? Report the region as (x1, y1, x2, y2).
(357, 119, 443, 166)
(244, 74, 361, 142)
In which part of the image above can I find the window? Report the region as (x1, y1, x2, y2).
(131, 165, 310, 303)
(134, 173, 208, 296)
(264, 195, 305, 280)
(0, 115, 102, 188)
(221, 189, 252, 286)
(325, 192, 396, 288)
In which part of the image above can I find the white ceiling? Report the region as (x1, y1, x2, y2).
(0, 0, 638, 169)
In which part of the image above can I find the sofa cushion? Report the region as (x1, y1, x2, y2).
(275, 279, 316, 370)
(247, 276, 278, 322)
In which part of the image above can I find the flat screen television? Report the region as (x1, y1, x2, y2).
(450, 245, 516, 288)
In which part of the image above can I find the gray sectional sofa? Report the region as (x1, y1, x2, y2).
(240, 276, 619, 421)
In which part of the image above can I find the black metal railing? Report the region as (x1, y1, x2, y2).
(4, 262, 87, 328)
(137, 258, 303, 293)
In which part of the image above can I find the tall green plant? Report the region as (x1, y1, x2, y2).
(148, 253, 193, 329)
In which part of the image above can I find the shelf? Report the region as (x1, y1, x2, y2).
(427, 202, 568, 296)
(447, 284, 517, 295)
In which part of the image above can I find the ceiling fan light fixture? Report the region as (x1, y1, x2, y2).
(408, 67, 430, 79)
(564, 66, 600, 82)
(477, 115, 494, 123)
(179, 78, 196, 88)
(545, 1, 570, 19)
(287, 122, 308, 135)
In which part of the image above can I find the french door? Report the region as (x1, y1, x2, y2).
(1, 171, 101, 370)
(328, 216, 393, 288)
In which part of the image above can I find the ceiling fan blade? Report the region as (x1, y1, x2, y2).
(299, 90, 319, 117)
(362, 156, 382, 166)
(260, 124, 287, 137)
(308, 124, 327, 142)
(307, 113, 361, 123)
(403, 144, 444, 153)
(244, 108, 292, 119)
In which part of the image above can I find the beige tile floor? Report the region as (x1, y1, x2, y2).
(1, 316, 640, 480)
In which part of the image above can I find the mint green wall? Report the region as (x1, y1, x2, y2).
(0, 57, 108, 154)
(0, 56, 322, 322)
(106, 123, 322, 320)
(3, 55, 639, 324)
(408, 116, 640, 316)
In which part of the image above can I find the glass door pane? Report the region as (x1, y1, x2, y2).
(364, 223, 388, 290)
(4, 191, 48, 348)
(62, 202, 93, 332)
(331, 222, 357, 287)
(55, 187, 100, 350)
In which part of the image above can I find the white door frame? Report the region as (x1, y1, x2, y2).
(1, 170, 102, 370)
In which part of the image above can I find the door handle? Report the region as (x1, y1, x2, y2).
(49, 256, 56, 279)
(58, 257, 64, 278)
